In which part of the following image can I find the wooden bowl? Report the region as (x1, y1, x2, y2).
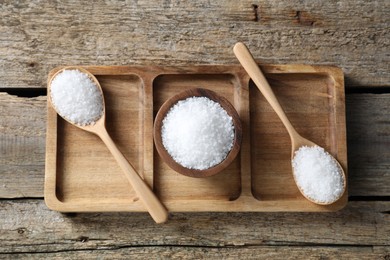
(154, 88, 242, 178)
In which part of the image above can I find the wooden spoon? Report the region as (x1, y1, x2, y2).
(233, 42, 346, 205)
(48, 66, 168, 223)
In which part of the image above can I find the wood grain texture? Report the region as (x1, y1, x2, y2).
(0, 0, 389, 258)
(2, 246, 389, 259)
(0, 0, 388, 89)
(347, 93, 390, 196)
(0, 200, 389, 253)
(0, 93, 46, 198)
(1, 93, 389, 198)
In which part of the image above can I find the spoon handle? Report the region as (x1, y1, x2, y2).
(98, 127, 168, 224)
(233, 42, 298, 139)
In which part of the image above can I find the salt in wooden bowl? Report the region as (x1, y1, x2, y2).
(154, 88, 242, 178)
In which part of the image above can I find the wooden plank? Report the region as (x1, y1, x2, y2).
(0, 200, 389, 253)
(1, 92, 389, 198)
(346, 94, 390, 196)
(0, 93, 46, 198)
(0, 0, 388, 89)
(1, 246, 389, 259)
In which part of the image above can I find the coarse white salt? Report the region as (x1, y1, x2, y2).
(292, 146, 344, 204)
(50, 69, 103, 126)
(161, 96, 235, 170)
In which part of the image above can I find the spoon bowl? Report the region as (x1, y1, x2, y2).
(48, 66, 107, 132)
(233, 42, 346, 205)
(48, 66, 168, 223)
(290, 135, 346, 205)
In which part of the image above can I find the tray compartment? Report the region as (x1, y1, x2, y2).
(250, 73, 339, 201)
(152, 74, 242, 201)
(55, 75, 144, 203)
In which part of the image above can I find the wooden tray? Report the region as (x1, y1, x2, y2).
(45, 65, 347, 212)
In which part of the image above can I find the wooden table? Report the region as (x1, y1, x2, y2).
(1, 1, 389, 258)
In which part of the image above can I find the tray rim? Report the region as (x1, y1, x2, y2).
(44, 64, 347, 213)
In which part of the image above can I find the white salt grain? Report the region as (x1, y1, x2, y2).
(50, 69, 103, 126)
(161, 96, 234, 170)
(292, 146, 344, 204)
